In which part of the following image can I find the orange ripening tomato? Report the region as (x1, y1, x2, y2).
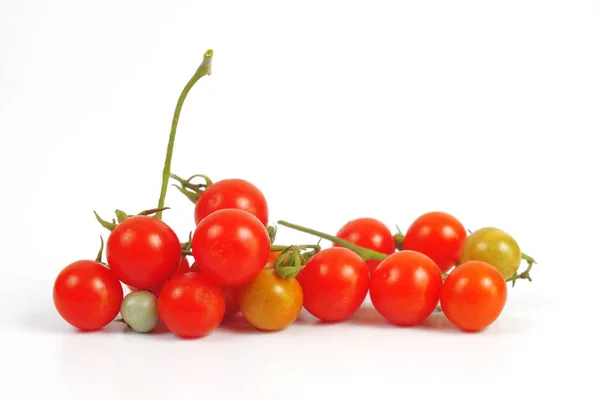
(239, 269, 303, 331)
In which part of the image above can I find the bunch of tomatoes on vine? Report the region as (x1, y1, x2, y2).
(53, 50, 538, 338)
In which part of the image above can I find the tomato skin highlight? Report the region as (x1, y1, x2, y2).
(334, 218, 396, 275)
(191, 209, 271, 286)
(194, 178, 269, 226)
(239, 269, 303, 331)
(370, 251, 443, 326)
(53, 260, 123, 331)
(158, 272, 226, 338)
(106, 215, 182, 290)
(440, 260, 507, 332)
(403, 211, 467, 273)
(460, 227, 521, 279)
(296, 247, 369, 322)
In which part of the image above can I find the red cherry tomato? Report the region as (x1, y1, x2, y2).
(403, 211, 467, 273)
(334, 218, 395, 275)
(191, 209, 271, 286)
(370, 251, 442, 326)
(221, 285, 241, 318)
(158, 272, 226, 338)
(176, 257, 191, 274)
(194, 178, 269, 226)
(106, 215, 182, 290)
(190, 262, 241, 318)
(190, 262, 200, 273)
(296, 247, 369, 322)
(53, 260, 123, 331)
(440, 260, 507, 332)
(127, 257, 190, 295)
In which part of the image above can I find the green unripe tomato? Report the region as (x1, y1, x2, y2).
(460, 227, 521, 279)
(120, 290, 159, 333)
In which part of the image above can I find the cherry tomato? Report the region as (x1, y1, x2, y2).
(460, 227, 521, 279)
(127, 257, 190, 295)
(221, 285, 241, 318)
(239, 269, 303, 331)
(296, 247, 369, 322)
(53, 260, 123, 331)
(175, 257, 191, 274)
(334, 218, 395, 275)
(440, 260, 507, 332)
(370, 251, 443, 326)
(190, 262, 241, 318)
(106, 215, 181, 290)
(158, 272, 226, 338)
(403, 211, 467, 273)
(120, 290, 159, 333)
(190, 262, 200, 273)
(191, 208, 271, 286)
(194, 178, 269, 226)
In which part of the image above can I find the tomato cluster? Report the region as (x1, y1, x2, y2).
(52, 49, 538, 338)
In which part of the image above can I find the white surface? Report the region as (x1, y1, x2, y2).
(1, 1, 598, 399)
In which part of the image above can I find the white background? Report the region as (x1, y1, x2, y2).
(1, 0, 599, 399)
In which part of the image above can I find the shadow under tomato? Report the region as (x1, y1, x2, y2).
(417, 312, 527, 335)
(218, 314, 273, 334)
(292, 312, 338, 326)
(117, 319, 172, 336)
(417, 312, 461, 332)
(345, 305, 391, 327)
(292, 305, 392, 328)
(16, 304, 129, 335)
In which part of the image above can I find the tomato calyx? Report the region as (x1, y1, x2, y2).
(267, 225, 277, 244)
(170, 173, 213, 204)
(277, 220, 387, 262)
(94, 207, 171, 232)
(180, 232, 194, 257)
(271, 244, 321, 279)
(506, 252, 537, 287)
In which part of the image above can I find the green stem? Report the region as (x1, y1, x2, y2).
(394, 224, 405, 251)
(95, 236, 105, 263)
(506, 252, 537, 287)
(270, 244, 320, 252)
(138, 207, 170, 216)
(276, 220, 387, 261)
(521, 252, 536, 264)
(156, 49, 214, 220)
